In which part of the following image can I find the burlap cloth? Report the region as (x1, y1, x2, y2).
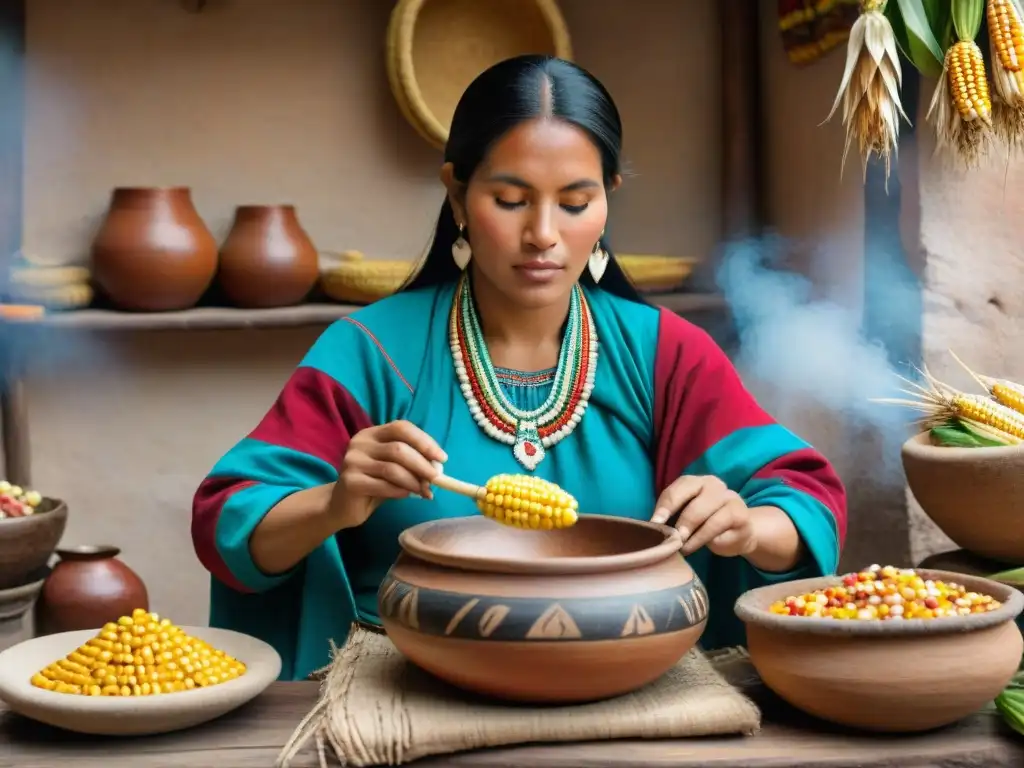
(276, 625, 761, 767)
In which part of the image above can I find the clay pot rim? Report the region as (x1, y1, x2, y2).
(233, 204, 297, 212)
(902, 430, 1024, 460)
(734, 569, 1024, 636)
(398, 514, 684, 575)
(0, 499, 67, 529)
(0, 573, 47, 599)
(111, 186, 192, 193)
(54, 544, 121, 560)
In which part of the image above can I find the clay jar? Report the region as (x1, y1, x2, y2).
(91, 187, 218, 312)
(35, 545, 149, 635)
(216, 205, 319, 308)
(378, 515, 708, 704)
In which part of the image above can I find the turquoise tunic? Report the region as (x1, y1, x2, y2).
(193, 282, 846, 681)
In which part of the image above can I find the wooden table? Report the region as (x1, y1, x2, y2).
(1, 652, 1021, 768)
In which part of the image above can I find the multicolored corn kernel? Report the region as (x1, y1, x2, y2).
(768, 565, 1002, 620)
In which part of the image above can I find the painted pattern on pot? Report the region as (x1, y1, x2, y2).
(378, 571, 709, 641)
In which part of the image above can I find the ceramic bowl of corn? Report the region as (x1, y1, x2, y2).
(735, 566, 1024, 733)
(0, 608, 282, 735)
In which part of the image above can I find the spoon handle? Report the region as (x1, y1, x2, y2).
(430, 461, 484, 500)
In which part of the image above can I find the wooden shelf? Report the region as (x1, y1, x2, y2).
(2, 292, 728, 333)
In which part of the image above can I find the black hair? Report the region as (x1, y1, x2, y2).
(400, 54, 645, 303)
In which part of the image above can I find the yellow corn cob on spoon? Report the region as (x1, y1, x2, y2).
(431, 462, 579, 530)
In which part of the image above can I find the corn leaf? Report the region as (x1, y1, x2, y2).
(988, 566, 1024, 585)
(925, 0, 956, 50)
(959, 418, 1018, 445)
(891, 0, 947, 76)
(929, 423, 1006, 447)
(996, 690, 1024, 735)
(952, 0, 985, 41)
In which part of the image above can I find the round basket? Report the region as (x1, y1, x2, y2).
(320, 252, 699, 305)
(6, 266, 94, 310)
(320, 252, 419, 306)
(617, 255, 698, 293)
(386, 0, 573, 149)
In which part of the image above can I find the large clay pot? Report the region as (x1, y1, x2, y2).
(735, 570, 1024, 732)
(35, 545, 149, 635)
(216, 205, 319, 308)
(378, 515, 708, 704)
(902, 432, 1024, 564)
(90, 187, 218, 312)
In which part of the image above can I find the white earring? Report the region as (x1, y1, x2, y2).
(452, 224, 472, 270)
(588, 238, 609, 283)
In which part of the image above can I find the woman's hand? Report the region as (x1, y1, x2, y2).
(650, 475, 756, 557)
(332, 420, 447, 530)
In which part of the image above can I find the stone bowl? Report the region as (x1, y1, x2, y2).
(378, 514, 708, 704)
(902, 432, 1024, 564)
(0, 568, 48, 651)
(735, 569, 1024, 732)
(0, 499, 67, 590)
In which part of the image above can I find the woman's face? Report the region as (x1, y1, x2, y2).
(445, 118, 617, 310)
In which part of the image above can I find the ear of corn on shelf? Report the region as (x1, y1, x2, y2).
(476, 473, 579, 530)
(30, 609, 247, 696)
(873, 349, 1024, 447)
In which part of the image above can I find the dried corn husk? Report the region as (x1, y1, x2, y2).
(825, 0, 909, 184)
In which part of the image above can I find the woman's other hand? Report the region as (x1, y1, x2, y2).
(650, 475, 756, 557)
(332, 420, 448, 530)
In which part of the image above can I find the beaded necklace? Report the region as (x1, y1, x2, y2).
(449, 273, 599, 471)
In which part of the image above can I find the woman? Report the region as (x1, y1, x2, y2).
(192, 55, 847, 682)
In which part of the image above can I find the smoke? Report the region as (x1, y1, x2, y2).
(714, 235, 915, 456)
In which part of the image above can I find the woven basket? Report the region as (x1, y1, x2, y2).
(320, 253, 697, 305)
(618, 254, 698, 293)
(386, 0, 573, 149)
(6, 265, 94, 309)
(320, 252, 420, 305)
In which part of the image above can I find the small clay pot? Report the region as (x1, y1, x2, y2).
(378, 515, 708, 704)
(0, 499, 67, 590)
(35, 545, 149, 635)
(734, 569, 1024, 733)
(91, 186, 218, 312)
(902, 432, 1024, 564)
(217, 205, 319, 308)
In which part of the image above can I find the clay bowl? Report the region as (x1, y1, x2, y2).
(0, 500, 67, 590)
(902, 431, 1024, 564)
(378, 514, 709, 704)
(735, 569, 1024, 733)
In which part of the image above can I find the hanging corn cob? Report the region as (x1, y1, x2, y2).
(925, 0, 995, 166)
(825, 0, 909, 182)
(824, 0, 1024, 178)
(986, 0, 1024, 148)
